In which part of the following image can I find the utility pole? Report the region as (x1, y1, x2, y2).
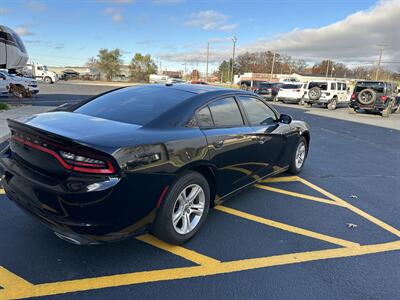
(325, 59, 330, 78)
(375, 44, 386, 80)
(205, 42, 210, 82)
(270, 51, 276, 81)
(230, 35, 237, 84)
(184, 56, 187, 79)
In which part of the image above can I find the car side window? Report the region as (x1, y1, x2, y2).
(331, 83, 336, 90)
(0, 73, 6, 80)
(208, 97, 244, 128)
(239, 96, 277, 126)
(337, 83, 342, 90)
(197, 106, 213, 127)
(342, 83, 347, 91)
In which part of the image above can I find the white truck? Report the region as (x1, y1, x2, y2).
(0, 70, 39, 98)
(0, 25, 29, 70)
(23, 64, 58, 84)
(149, 74, 170, 84)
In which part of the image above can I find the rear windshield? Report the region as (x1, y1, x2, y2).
(355, 82, 385, 93)
(308, 82, 328, 90)
(282, 84, 302, 89)
(254, 82, 272, 88)
(74, 86, 194, 125)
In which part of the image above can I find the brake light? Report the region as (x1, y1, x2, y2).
(11, 135, 115, 174)
(380, 95, 388, 102)
(351, 93, 356, 100)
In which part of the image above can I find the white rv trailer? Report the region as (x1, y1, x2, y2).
(0, 25, 29, 70)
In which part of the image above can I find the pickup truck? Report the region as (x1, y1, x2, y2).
(0, 70, 39, 98)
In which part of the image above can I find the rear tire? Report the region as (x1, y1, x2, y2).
(327, 97, 337, 110)
(152, 171, 210, 245)
(381, 104, 392, 117)
(288, 136, 308, 174)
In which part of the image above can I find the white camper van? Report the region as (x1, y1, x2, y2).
(0, 25, 29, 70)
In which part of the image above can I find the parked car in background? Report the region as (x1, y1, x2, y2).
(0, 70, 39, 98)
(303, 80, 349, 110)
(149, 74, 170, 84)
(61, 69, 80, 80)
(277, 83, 305, 104)
(0, 85, 310, 245)
(349, 81, 399, 117)
(190, 80, 209, 85)
(240, 81, 282, 101)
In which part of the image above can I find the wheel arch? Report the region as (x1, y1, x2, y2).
(178, 162, 218, 207)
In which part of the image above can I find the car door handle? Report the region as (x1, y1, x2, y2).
(213, 140, 224, 149)
(257, 136, 268, 144)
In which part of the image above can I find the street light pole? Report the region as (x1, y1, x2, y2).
(205, 42, 210, 82)
(230, 35, 237, 84)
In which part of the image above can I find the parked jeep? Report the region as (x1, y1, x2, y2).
(348, 81, 399, 117)
(303, 80, 349, 110)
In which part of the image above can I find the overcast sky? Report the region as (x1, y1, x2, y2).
(1, 0, 399, 72)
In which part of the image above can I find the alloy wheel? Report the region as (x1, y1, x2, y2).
(172, 184, 205, 235)
(295, 141, 306, 169)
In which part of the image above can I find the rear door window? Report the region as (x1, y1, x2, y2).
(208, 97, 244, 128)
(331, 83, 336, 90)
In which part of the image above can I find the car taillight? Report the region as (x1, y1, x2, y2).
(380, 95, 388, 102)
(351, 93, 356, 100)
(11, 135, 115, 174)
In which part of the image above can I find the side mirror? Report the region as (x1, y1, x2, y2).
(279, 114, 292, 124)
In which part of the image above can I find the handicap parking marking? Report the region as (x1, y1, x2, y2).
(1, 175, 400, 299)
(214, 205, 360, 248)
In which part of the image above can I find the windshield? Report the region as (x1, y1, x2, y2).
(308, 82, 328, 90)
(282, 84, 302, 89)
(254, 82, 272, 88)
(355, 82, 385, 93)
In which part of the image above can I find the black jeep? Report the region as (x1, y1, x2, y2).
(349, 81, 399, 117)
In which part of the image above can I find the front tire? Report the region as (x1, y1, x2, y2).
(152, 171, 210, 245)
(44, 77, 52, 84)
(288, 136, 308, 174)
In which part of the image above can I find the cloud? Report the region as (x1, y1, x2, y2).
(97, 0, 134, 3)
(14, 26, 34, 36)
(152, 0, 185, 4)
(25, 1, 47, 12)
(103, 7, 124, 22)
(0, 7, 12, 15)
(246, 0, 400, 64)
(184, 10, 238, 31)
(165, 1, 399, 69)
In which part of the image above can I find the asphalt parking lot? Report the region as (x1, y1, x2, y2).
(0, 83, 399, 299)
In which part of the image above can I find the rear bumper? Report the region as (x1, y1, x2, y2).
(278, 96, 302, 103)
(349, 101, 387, 111)
(0, 151, 174, 244)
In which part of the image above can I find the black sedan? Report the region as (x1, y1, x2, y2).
(0, 84, 310, 245)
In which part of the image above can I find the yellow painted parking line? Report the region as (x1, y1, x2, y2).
(262, 176, 299, 183)
(136, 234, 220, 266)
(0, 266, 33, 291)
(2, 241, 399, 299)
(255, 184, 344, 207)
(215, 205, 359, 248)
(297, 177, 400, 238)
